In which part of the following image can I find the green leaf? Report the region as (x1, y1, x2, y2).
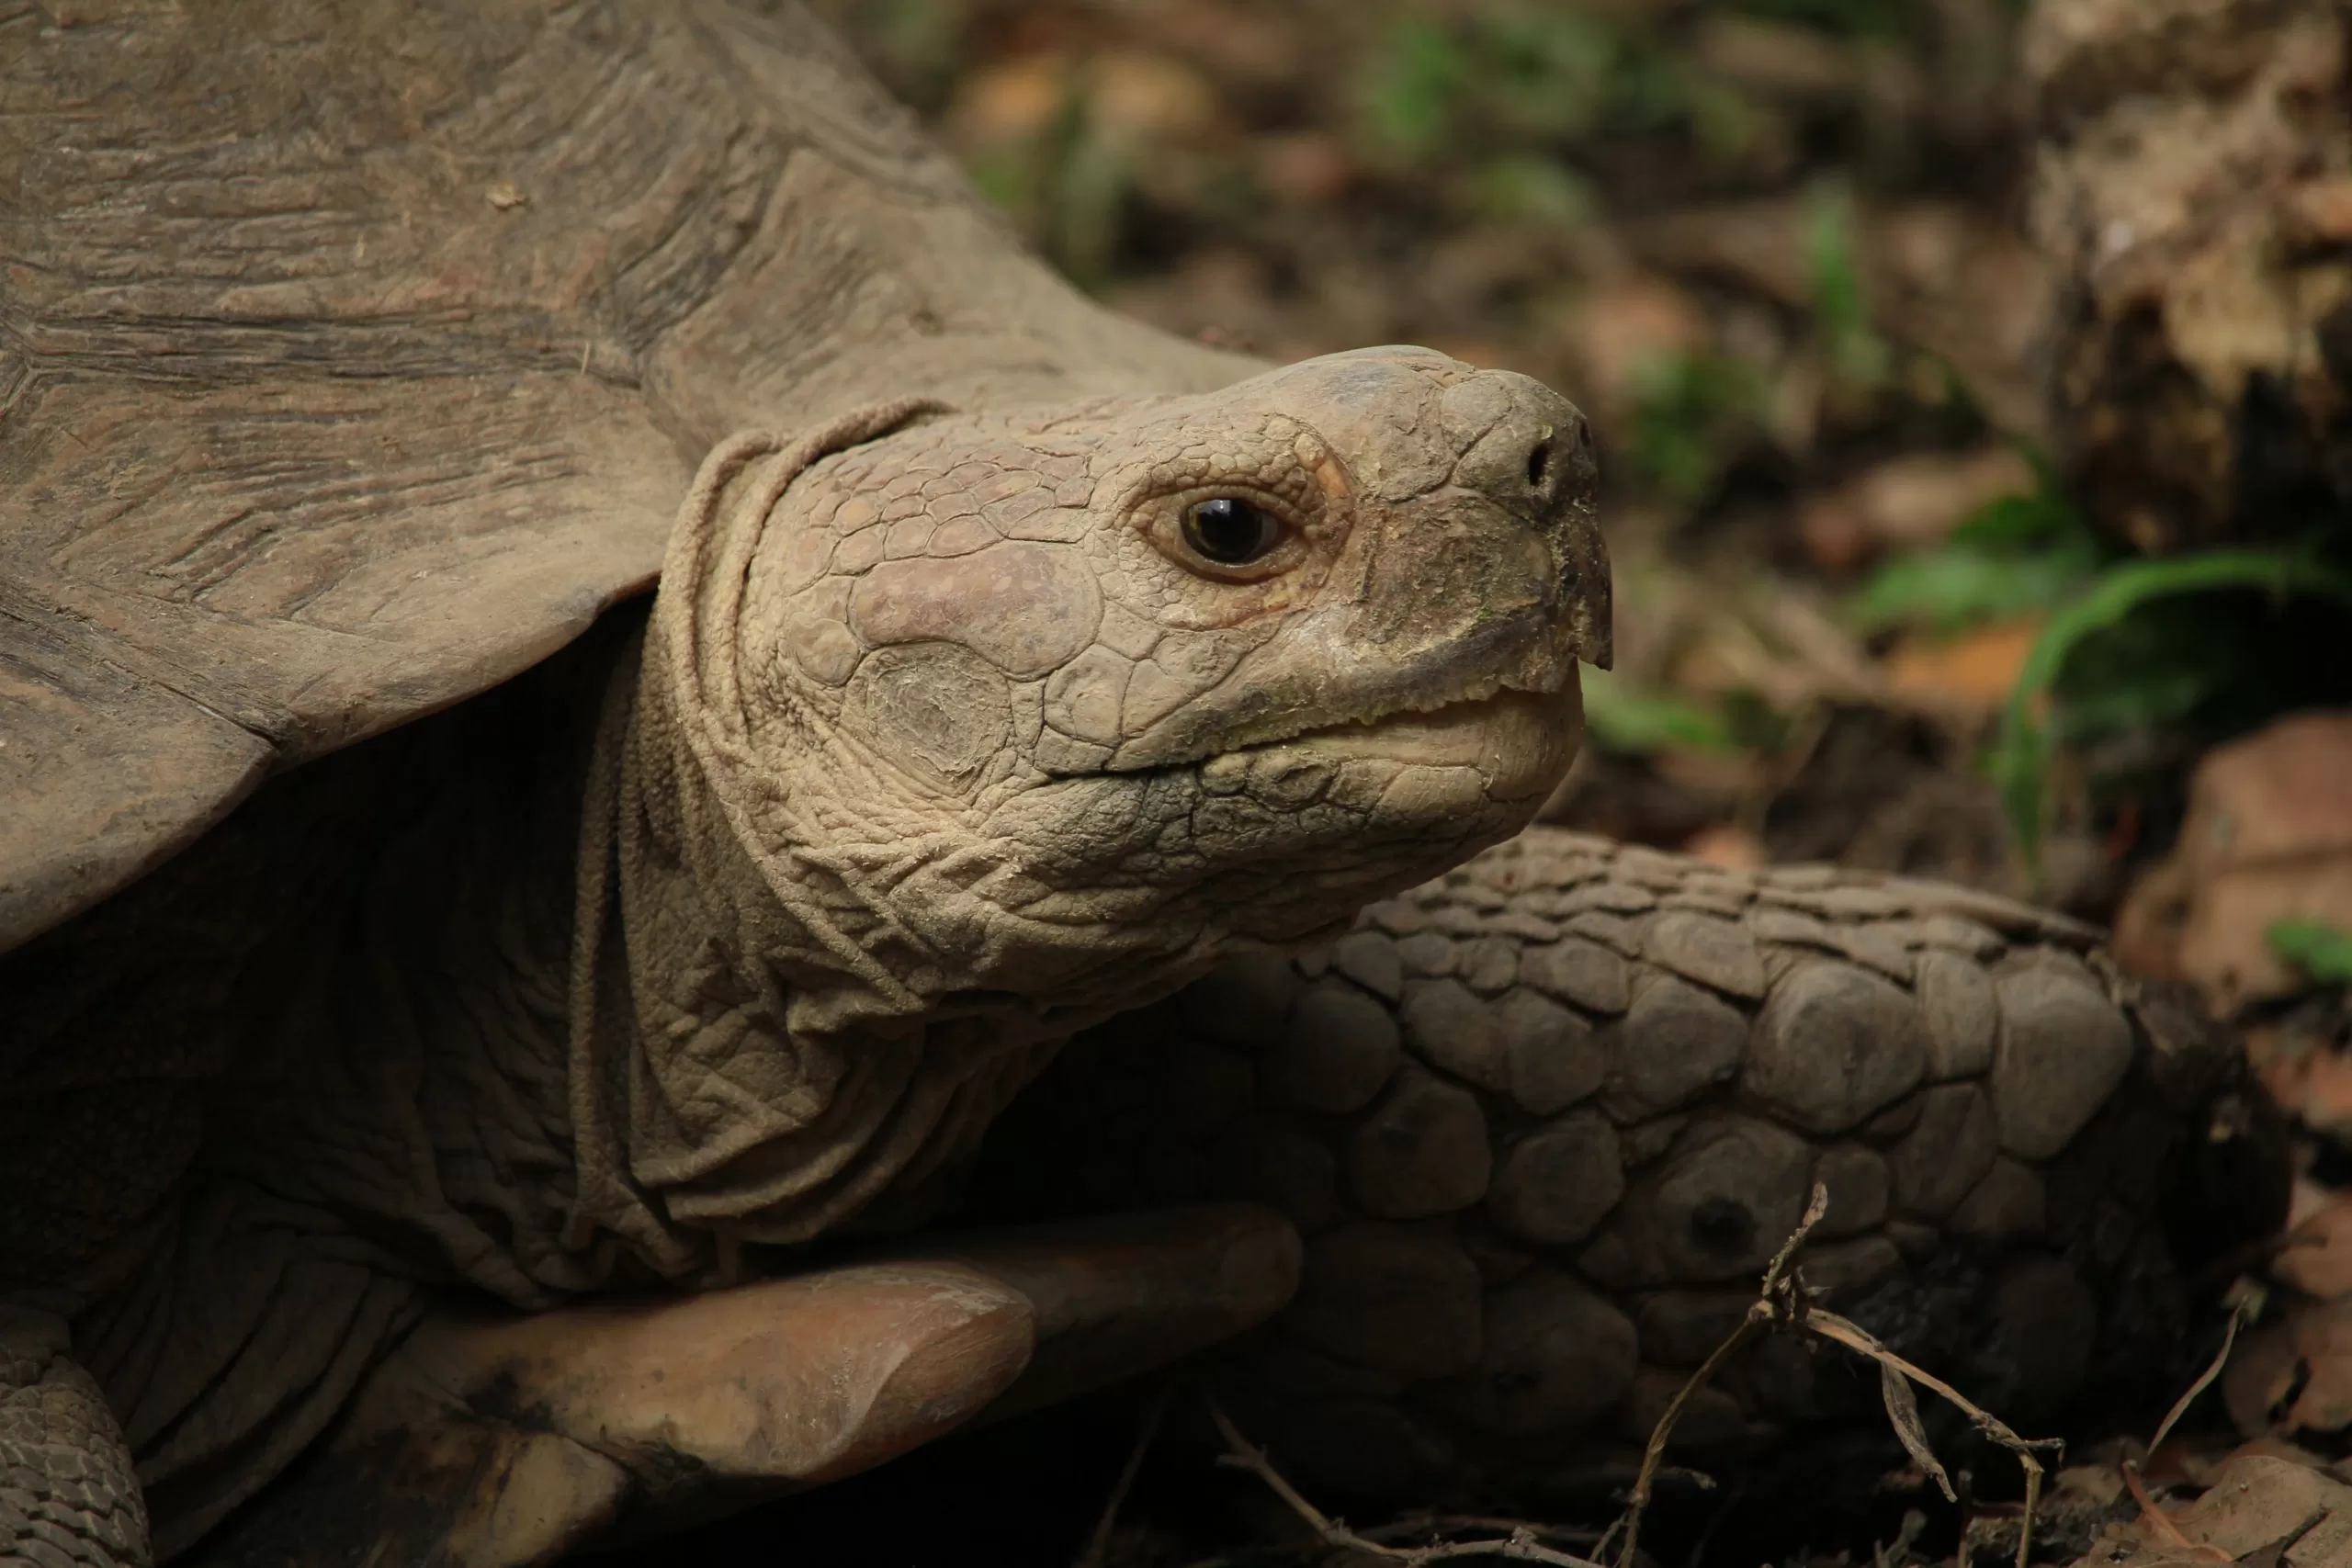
(1582, 667, 1738, 755)
(1356, 17, 1467, 162)
(1470, 154, 1599, 230)
(1480, 9, 1617, 140)
(1991, 549, 2352, 880)
(1848, 540, 2102, 633)
(1806, 182, 1889, 390)
(2271, 919, 2352, 987)
(1849, 468, 2109, 633)
(1626, 352, 1770, 502)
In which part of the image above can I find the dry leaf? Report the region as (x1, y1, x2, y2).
(1879, 1359, 1958, 1502)
(1884, 621, 2041, 713)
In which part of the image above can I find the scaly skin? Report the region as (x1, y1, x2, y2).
(1, 348, 1612, 1564)
(981, 828, 2284, 1507)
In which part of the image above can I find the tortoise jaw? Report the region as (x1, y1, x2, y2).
(1241, 684, 1584, 804)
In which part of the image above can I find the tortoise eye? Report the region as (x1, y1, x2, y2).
(1180, 496, 1283, 567)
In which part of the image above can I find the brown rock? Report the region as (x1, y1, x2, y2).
(1603, 974, 1748, 1120)
(1346, 1069, 1492, 1218)
(1649, 1117, 1815, 1281)
(1644, 911, 1768, 999)
(1265, 980, 1403, 1115)
(1890, 1084, 1999, 1218)
(1489, 1111, 1624, 1247)
(1288, 1224, 1485, 1377)
(1745, 960, 1928, 1134)
(1402, 978, 1509, 1091)
(2277, 1195, 2352, 1299)
(1915, 951, 1997, 1081)
(2139, 713, 2352, 1010)
(1498, 989, 1605, 1115)
(1520, 936, 1631, 1013)
(1425, 1269, 1639, 1437)
(1990, 965, 2133, 1159)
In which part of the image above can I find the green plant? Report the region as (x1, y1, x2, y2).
(1849, 468, 2107, 634)
(966, 75, 1133, 287)
(1806, 182, 1891, 392)
(1471, 153, 1600, 231)
(1350, 4, 1732, 173)
(2271, 919, 2352, 986)
(1581, 667, 1738, 755)
(1626, 352, 1771, 503)
(1355, 14, 1469, 162)
(1992, 547, 2352, 876)
(1854, 468, 2352, 881)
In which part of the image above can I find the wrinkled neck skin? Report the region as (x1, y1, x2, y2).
(561, 618, 1520, 1287)
(555, 361, 1603, 1280)
(560, 646, 1210, 1281)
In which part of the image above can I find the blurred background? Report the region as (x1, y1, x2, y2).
(799, 0, 2352, 953)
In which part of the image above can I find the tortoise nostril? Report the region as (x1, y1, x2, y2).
(1526, 439, 1551, 489)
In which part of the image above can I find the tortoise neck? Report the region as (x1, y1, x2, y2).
(553, 628, 1064, 1280)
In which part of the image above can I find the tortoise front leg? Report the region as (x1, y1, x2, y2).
(1, 1306, 150, 1568)
(191, 1205, 1295, 1568)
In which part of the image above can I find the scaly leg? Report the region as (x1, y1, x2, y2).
(188, 1205, 1295, 1568)
(1, 1306, 149, 1568)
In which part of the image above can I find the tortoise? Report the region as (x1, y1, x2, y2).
(0, 5, 2279, 1566)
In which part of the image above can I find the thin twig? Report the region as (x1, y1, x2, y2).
(1800, 1311, 2059, 1568)
(1076, 1382, 1173, 1568)
(1615, 1183, 1833, 1568)
(2147, 1277, 2265, 1460)
(1204, 1397, 1604, 1568)
(1360, 1517, 1600, 1549)
(2119, 1460, 2228, 1562)
(1613, 1181, 2067, 1568)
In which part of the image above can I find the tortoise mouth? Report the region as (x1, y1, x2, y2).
(1227, 682, 1584, 804)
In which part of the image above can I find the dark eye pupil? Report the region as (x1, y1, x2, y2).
(1182, 496, 1278, 565)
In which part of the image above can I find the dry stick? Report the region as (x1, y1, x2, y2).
(2147, 1277, 2265, 1461)
(1615, 1183, 2064, 1568)
(1797, 1310, 2058, 1568)
(1614, 1184, 1833, 1568)
(1204, 1398, 1605, 1568)
(1362, 1517, 1602, 1550)
(2118, 1462, 2227, 1562)
(2111, 1276, 2265, 1562)
(1076, 1382, 1174, 1568)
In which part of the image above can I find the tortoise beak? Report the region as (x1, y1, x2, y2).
(1560, 498, 1612, 672)
(1436, 368, 1612, 672)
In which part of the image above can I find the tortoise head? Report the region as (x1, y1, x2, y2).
(649, 347, 1609, 1032)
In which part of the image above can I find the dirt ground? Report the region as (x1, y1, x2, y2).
(598, 2, 2352, 1562)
